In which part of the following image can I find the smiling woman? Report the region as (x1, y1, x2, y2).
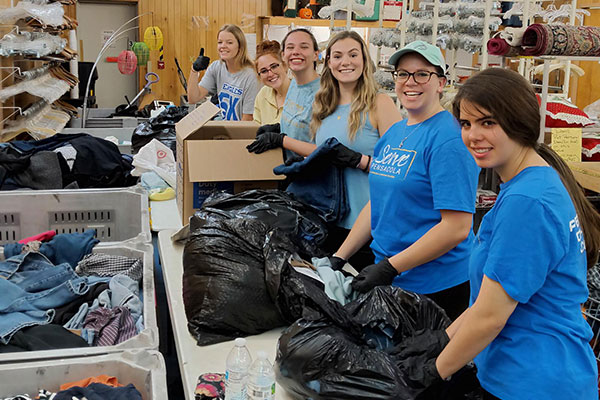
(186, 24, 259, 121)
(253, 40, 290, 125)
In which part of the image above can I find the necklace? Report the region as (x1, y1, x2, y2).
(398, 121, 424, 149)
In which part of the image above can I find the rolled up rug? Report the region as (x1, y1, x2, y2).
(487, 37, 520, 56)
(500, 27, 527, 46)
(521, 23, 600, 56)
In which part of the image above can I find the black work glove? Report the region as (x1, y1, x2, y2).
(402, 358, 444, 390)
(351, 258, 397, 293)
(327, 143, 363, 169)
(283, 154, 304, 166)
(192, 48, 210, 72)
(387, 329, 450, 359)
(256, 123, 281, 137)
(246, 132, 286, 154)
(328, 255, 347, 271)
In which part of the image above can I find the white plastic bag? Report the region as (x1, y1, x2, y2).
(131, 139, 176, 188)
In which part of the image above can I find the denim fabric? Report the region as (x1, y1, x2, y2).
(273, 137, 348, 224)
(4, 230, 99, 268)
(0, 252, 89, 344)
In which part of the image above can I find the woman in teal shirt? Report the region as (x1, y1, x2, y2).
(431, 68, 600, 399)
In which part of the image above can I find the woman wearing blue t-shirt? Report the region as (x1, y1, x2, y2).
(248, 31, 401, 262)
(429, 68, 600, 399)
(333, 41, 480, 320)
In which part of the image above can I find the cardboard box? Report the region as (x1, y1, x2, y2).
(175, 102, 284, 224)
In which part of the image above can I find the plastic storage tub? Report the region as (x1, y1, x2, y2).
(0, 241, 157, 362)
(0, 186, 151, 245)
(0, 350, 167, 400)
(60, 126, 135, 154)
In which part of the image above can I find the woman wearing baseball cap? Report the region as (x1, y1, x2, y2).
(333, 41, 480, 320)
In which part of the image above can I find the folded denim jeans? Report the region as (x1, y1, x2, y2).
(273, 137, 349, 224)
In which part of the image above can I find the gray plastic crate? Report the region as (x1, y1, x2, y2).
(60, 127, 135, 154)
(0, 350, 167, 400)
(0, 186, 150, 245)
(0, 241, 158, 363)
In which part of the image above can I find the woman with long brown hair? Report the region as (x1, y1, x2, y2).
(427, 67, 600, 400)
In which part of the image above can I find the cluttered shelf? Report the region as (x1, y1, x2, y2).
(257, 16, 398, 40)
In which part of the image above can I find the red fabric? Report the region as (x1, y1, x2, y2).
(536, 94, 594, 128)
(582, 138, 600, 161)
(18, 230, 56, 244)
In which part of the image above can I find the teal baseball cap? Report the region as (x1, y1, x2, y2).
(388, 40, 446, 75)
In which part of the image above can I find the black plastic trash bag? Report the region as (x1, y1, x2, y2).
(200, 189, 328, 259)
(131, 106, 188, 155)
(183, 215, 286, 345)
(276, 286, 481, 400)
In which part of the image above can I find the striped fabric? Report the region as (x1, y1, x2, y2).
(83, 306, 137, 346)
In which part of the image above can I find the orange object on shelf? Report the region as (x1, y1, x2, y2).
(298, 7, 313, 19)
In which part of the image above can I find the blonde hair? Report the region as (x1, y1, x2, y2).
(255, 40, 285, 73)
(310, 31, 378, 141)
(218, 24, 254, 70)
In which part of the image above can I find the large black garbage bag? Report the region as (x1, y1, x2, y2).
(131, 106, 188, 155)
(263, 230, 357, 331)
(201, 189, 328, 259)
(183, 215, 286, 345)
(276, 286, 481, 400)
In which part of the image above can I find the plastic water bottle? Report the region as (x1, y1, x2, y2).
(246, 351, 276, 400)
(225, 338, 253, 400)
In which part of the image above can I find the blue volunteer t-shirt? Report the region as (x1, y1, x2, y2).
(280, 77, 320, 147)
(470, 166, 597, 400)
(369, 110, 479, 294)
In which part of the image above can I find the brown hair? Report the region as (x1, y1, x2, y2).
(218, 24, 254, 69)
(255, 40, 285, 73)
(281, 28, 319, 70)
(453, 67, 600, 268)
(310, 30, 378, 141)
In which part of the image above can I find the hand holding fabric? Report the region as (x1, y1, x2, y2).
(351, 258, 397, 293)
(328, 255, 347, 271)
(327, 143, 363, 169)
(192, 48, 210, 72)
(246, 132, 285, 154)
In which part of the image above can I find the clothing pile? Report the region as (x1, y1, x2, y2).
(0, 230, 144, 352)
(0, 133, 137, 190)
(2, 374, 143, 400)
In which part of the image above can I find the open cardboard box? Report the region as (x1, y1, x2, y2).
(175, 102, 284, 224)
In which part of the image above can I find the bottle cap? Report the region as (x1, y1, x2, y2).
(234, 338, 246, 347)
(257, 350, 268, 359)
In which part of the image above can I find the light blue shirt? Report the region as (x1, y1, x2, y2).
(315, 104, 380, 229)
(280, 77, 320, 148)
(369, 110, 479, 294)
(470, 166, 597, 400)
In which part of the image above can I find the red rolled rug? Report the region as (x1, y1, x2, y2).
(521, 23, 600, 56)
(487, 37, 520, 56)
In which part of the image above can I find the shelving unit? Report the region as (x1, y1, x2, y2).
(256, 16, 397, 41)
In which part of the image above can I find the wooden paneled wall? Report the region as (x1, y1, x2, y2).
(574, 5, 600, 109)
(137, 0, 270, 104)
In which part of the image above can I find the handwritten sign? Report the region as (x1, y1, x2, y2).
(551, 128, 582, 162)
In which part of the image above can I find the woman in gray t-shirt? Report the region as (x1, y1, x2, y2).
(187, 24, 259, 121)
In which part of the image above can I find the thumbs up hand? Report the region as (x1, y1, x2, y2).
(192, 48, 210, 72)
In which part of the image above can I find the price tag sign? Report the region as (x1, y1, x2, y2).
(551, 128, 582, 162)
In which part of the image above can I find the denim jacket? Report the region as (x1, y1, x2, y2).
(0, 252, 90, 344)
(273, 137, 349, 224)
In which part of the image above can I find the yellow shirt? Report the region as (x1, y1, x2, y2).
(253, 86, 282, 125)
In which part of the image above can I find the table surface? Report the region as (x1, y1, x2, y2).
(157, 229, 295, 400)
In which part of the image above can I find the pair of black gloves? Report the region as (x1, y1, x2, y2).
(246, 123, 367, 171)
